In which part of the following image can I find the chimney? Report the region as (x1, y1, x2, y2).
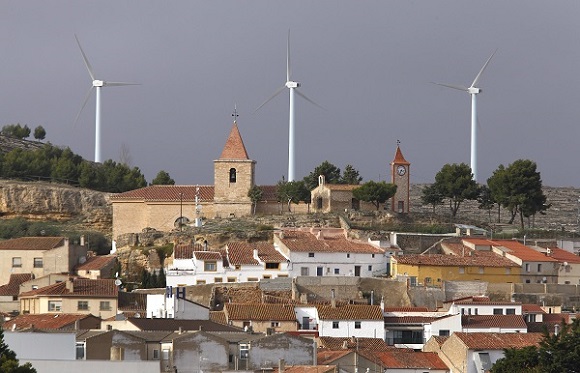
(331, 289, 336, 308)
(80, 235, 85, 246)
(178, 326, 183, 334)
(65, 279, 74, 293)
(380, 296, 385, 312)
(253, 249, 259, 259)
(370, 290, 374, 305)
(278, 359, 286, 373)
(204, 240, 208, 251)
(316, 231, 324, 240)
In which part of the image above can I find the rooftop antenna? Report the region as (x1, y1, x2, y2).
(232, 104, 239, 123)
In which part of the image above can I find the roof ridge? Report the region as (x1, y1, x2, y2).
(219, 122, 250, 160)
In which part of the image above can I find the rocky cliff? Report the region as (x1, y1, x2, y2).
(0, 180, 111, 231)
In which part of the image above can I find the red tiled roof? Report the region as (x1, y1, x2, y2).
(383, 316, 440, 324)
(317, 337, 394, 351)
(282, 366, 335, 373)
(372, 351, 448, 370)
(491, 240, 559, 262)
(258, 185, 279, 202)
(461, 314, 527, 329)
(209, 311, 227, 325)
(20, 278, 118, 298)
(316, 305, 383, 320)
(383, 307, 430, 312)
(548, 247, 580, 264)
(118, 291, 147, 312)
(395, 253, 518, 267)
(391, 146, 410, 165)
(317, 350, 352, 364)
(224, 303, 297, 321)
(452, 332, 542, 349)
(194, 251, 223, 261)
(227, 242, 287, 265)
(110, 185, 214, 201)
(522, 304, 545, 313)
(0, 274, 33, 296)
(219, 122, 249, 160)
(0, 237, 65, 251)
(76, 255, 116, 271)
(3, 313, 95, 330)
(277, 231, 383, 254)
(323, 184, 361, 191)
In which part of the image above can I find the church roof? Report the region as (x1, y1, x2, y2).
(391, 146, 409, 165)
(219, 122, 250, 160)
(111, 185, 214, 201)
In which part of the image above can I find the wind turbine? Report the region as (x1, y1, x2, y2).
(255, 30, 323, 182)
(74, 35, 139, 163)
(432, 49, 497, 182)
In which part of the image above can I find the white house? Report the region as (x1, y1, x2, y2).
(146, 287, 210, 319)
(274, 228, 387, 278)
(315, 304, 384, 338)
(442, 296, 523, 316)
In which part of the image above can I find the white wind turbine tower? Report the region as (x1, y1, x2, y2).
(74, 35, 139, 163)
(255, 30, 323, 182)
(433, 49, 497, 182)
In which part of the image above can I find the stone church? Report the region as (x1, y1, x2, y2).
(111, 120, 280, 240)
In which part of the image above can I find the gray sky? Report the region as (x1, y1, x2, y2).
(2, 1, 579, 187)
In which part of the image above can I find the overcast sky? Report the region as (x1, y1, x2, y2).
(2, 1, 579, 187)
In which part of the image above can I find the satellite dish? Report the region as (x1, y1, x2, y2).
(114, 279, 122, 286)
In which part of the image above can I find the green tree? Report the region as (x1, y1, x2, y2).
(433, 163, 479, 218)
(151, 170, 175, 185)
(352, 180, 397, 210)
(303, 161, 342, 190)
(247, 185, 264, 215)
(491, 345, 540, 373)
(0, 329, 37, 372)
(420, 184, 445, 216)
(478, 185, 495, 223)
(277, 180, 310, 212)
(33, 126, 46, 140)
(1, 124, 31, 139)
(487, 159, 549, 229)
(341, 164, 362, 185)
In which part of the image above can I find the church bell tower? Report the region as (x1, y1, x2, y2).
(390, 142, 410, 213)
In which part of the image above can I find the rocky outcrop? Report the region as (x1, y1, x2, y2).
(0, 180, 111, 229)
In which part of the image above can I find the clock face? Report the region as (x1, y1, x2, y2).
(396, 165, 406, 176)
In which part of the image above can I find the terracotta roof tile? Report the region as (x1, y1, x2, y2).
(118, 292, 147, 312)
(209, 311, 228, 325)
(383, 307, 430, 313)
(0, 237, 65, 251)
(76, 255, 116, 271)
(461, 314, 527, 329)
(258, 185, 279, 202)
(548, 247, 580, 264)
(317, 350, 352, 364)
(20, 278, 118, 298)
(383, 316, 440, 324)
(490, 239, 559, 262)
(3, 314, 95, 330)
(227, 242, 287, 265)
(194, 251, 223, 261)
(391, 146, 410, 165)
(395, 253, 518, 267)
(277, 231, 383, 254)
(316, 305, 383, 320)
(453, 332, 542, 349)
(224, 303, 297, 321)
(317, 337, 394, 351)
(0, 273, 33, 296)
(111, 185, 214, 201)
(127, 318, 242, 332)
(282, 366, 336, 373)
(219, 122, 249, 160)
(371, 351, 448, 370)
(323, 184, 361, 191)
(522, 304, 545, 313)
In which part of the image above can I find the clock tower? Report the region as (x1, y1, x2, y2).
(390, 143, 410, 213)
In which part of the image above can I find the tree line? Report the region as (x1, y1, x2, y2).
(421, 160, 549, 229)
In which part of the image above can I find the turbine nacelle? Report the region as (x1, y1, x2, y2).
(286, 81, 300, 88)
(468, 87, 481, 95)
(93, 80, 104, 87)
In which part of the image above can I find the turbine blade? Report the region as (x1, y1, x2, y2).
(431, 82, 469, 91)
(73, 86, 94, 127)
(103, 81, 140, 87)
(75, 35, 96, 81)
(254, 85, 286, 113)
(287, 29, 291, 82)
(295, 89, 325, 110)
(471, 49, 497, 87)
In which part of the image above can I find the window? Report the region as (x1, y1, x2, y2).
(12, 257, 22, 268)
(214, 277, 223, 283)
(347, 253, 351, 258)
(368, 265, 372, 271)
(162, 349, 170, 361)
(425, 277, 432, 284)
(493, 308, 503, 315)
(459, 267, 465, 274)
(527, 314, 537, 322)
(240, 343, 250, 359)
(153, 349, 160, 360)
(372, 254, 375, 258)
(506, 308, 516, 315)
(196, 280, 206, 285)
(76, 342, 86, 360)
(229, 168, 237, 183)
(263, 275, 271, 279)
(478, 267, 484, 274)
(77, 301, 89, 310)
(100, 301, 111, 311)
(48, 301, 62, 312)
(271, 322, 280, 327)
(334, 268, 340, 275)
(332, 321, 339, 329)
(300, 267, 310, 276)
(525, 263, 531, 272)
(265, 262, 279, 269)
(316, 197, 323, 209)
(537, 264, 542, 272)
(204, 261, 217, 271)
(248, 277, 258, 282)
(308, 252, 315, 258)
(439, 330, 450, 336)
(227, 277, 237, 283)
(33, 258, 43, 268)
(355, 321, 361, 329)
